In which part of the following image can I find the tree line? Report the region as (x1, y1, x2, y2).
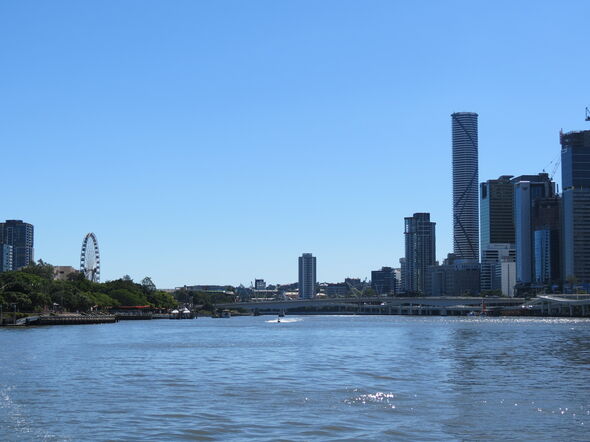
(0, 261, 177, 313)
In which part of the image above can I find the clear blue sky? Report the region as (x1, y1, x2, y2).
(1, 1, 588, 288)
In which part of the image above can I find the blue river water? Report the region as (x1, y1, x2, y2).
(1, 315, 590, 441)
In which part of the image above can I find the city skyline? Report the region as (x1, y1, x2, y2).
(1, 2, 589, 287)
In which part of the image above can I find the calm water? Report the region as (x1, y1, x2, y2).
(1, 315, 590, 441)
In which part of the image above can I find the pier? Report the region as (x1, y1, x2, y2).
(20, 314, 118, 326)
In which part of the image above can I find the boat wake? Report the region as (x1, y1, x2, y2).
(265, 318, 302, 324)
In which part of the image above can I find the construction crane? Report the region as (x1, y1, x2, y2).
(549, 158, 560, 180)
(542, 153, 561, 181)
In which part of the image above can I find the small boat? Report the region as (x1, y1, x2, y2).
(221, 309, 231, 318)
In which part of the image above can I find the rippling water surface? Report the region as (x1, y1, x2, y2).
(1, 316, 590, 440)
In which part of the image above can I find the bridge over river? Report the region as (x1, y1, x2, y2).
(215, 295, 590, 317)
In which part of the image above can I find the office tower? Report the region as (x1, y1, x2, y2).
(513, 174, 555, 284)
(480, 175, 517, 293)
(561, 130, 590, 285)
(532, 196, 561, 285)
(452, 112, 479, 261)
(254, 279, 266, 290)
(0, 244, 13, 272)
(404, 213, 436, 294)
(298, 253, 316, 299)
(0, 220, 34, 270)
(371, 267, 396, 296)
(480, 176, 515, 254)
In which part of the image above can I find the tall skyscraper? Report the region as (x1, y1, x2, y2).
(0, 220, 34, 270)
(480, 175, 515, 254)
(298, 253, 316, 299)
(452, 112, 479, 261)
(403, 213, 436, 294)
(480, 175, 516, 294)
(561, 129, 590, 285)
(513, 174, 555, 284)
(532, 196, 561, 285)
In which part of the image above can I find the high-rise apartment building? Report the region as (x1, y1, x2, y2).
(403, 213, 436, 294)
(298, 253, 316, 299)
(452, 112, 479, 261)
(0, 220, 34, 270)
(561, 130, 590, 284)
(0, 244, 13, 272)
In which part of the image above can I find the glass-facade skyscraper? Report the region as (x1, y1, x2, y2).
(480, 175, 515, 254)
(0, 220, 34, 271)
(452, 112, 479, 261)
(479, 176, 516, 294)
(561, 130, 590, 284)
(513, 174, 555, 284)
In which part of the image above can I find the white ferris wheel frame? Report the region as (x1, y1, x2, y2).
(80, 232, 101, 282)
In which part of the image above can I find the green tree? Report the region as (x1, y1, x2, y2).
(21, 260, 55, 280)
(108, 289, 147, 306)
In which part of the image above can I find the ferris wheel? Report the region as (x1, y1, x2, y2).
(80, 232, 101, 282)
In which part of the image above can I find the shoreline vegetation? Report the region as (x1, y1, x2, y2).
(0, 260, 235, 324)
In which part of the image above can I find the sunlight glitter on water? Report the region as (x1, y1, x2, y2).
(345, 392, 397, 408)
